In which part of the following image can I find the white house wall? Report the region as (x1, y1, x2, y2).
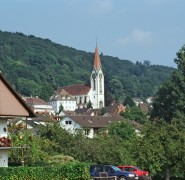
(59, 117, 94, 138)
(50, 100, 77, 114)
(0, 149, 9, 167)
(59, 117, 81, 134)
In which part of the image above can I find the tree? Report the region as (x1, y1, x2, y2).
(108, 78, 124, 102)
(86, 100, 92, 109)
(151, 45, 185, 122)
(108, 121, 136, 141)
(58, 104, 64, 114)
(123, 96, 135, 107)
(133, 120, 185, 180)
(120, 106, 147, 124)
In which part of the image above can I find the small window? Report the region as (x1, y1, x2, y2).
(65, 121, 72, 125)
(3, 127, 6, 132)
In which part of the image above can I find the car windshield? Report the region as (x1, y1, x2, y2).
(111, 166, 121, 171)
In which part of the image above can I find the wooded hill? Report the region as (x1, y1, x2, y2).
(0, 30, 175, 104)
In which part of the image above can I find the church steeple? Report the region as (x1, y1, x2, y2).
(90, 45, 105, 109)
(93, 47, 101, 70)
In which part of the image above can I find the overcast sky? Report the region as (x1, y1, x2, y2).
(0, 0, 184, 68)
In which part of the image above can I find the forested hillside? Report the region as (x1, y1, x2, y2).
(0, 30, 175, 104)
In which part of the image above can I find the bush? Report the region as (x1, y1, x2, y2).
(0, 162, 90, 180)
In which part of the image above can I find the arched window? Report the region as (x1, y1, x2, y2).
(93, 79, 96, 90)
(99, 101, 103, 108)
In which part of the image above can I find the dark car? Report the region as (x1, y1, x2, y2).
(90, 164, 139, 180)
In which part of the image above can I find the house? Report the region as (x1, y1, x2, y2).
(106, 102, 126, 114)
(58, 114, 122, 138)
(0, 72, 35, 167)
(49, 46, 105, 113)
(24, 96, 55, 115)
(133, 98, 143, 106)
(8, 113, 57, 136)
(49, 88, 77, 113)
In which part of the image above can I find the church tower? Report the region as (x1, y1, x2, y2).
(90, 46, 105, 109)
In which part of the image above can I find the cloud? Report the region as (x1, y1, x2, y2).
(95, 0, 113, 14)
(118, 29, 152, 45)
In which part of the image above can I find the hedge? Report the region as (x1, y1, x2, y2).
(0, 162, 90, 180)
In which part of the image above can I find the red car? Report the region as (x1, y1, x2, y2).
(117, 166, 149, 177)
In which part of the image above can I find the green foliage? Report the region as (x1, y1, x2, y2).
(0, 30, 174, 101)
(100, 107, 107, 115)
(133, 120, 185, 178)
(9, 131, 49, 166)
(151, 45, 185, 122)
(108, 121, 136, 140)
(120, 106, 147, 124)
(47, 154, 75, 165)
(86, 100, 92, 109)
(58, 104, 64, 114)
(108, 78, 125, 102)
(0, 162, 90, 180)
(123, 96, 135, 107)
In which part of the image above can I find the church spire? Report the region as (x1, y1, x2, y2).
(93, 46, 101, 70)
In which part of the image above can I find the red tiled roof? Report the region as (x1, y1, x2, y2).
(58, 84, 91, 95)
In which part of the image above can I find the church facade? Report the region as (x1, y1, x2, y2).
(49, 46, 105, 113)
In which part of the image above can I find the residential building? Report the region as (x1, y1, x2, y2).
(0, 72, 35, 167)
(58, 114, 122, 138)
(24, 96, 55, 115)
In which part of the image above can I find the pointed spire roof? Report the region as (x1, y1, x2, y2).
(93, 47, 101, 70)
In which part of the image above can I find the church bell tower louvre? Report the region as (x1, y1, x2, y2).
(90, 46, 105, 109)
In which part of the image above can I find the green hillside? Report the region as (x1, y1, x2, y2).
(0, 30, 175, 104)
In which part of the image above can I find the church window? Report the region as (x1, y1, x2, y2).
(99, 101, 103, 108)
(93, 79, 96, 90)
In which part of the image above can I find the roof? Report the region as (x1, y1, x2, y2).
(107, 102, 126, 114)
(93, 47, 101, 70)
(57, 84, 91, 96)
(24, 96, 49, 106)
(50, 89, 76, 101)
(0, 72, 35, 118)
(75, 108, 99, 116)
(63, 115, 123, 128)
(128, 120, 143, 131)
(138, 103, 149, 112)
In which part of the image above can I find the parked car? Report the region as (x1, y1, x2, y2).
(117, 165, 149, 177)
(90, 164, 139, 180)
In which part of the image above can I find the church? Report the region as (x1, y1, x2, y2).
(49, 46, 105, 114)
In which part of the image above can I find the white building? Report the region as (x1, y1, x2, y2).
(49, 89, 77, 113)
(24, 96, 55, 115)
(49, 46, 105, 113)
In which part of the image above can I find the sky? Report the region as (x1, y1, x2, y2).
(0, 0, 185, 68)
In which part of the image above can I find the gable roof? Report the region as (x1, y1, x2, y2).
(107, 102, 126, 114)
(50, 88, 76, 101)
(24, 96, 49, 106)
(0, 72, 35, 117)
(57, 84, 91, 96)
(64, 115, 122, 128)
